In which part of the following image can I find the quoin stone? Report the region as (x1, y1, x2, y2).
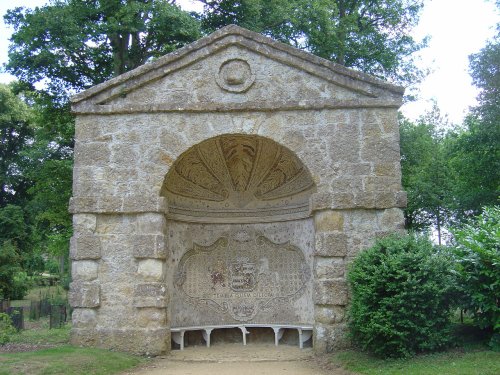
(69, 25, 406, 355)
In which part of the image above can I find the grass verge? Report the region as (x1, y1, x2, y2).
(0, 345, 146, 375)
(333, 348, 500, 375)
(1, 317, 146, 375)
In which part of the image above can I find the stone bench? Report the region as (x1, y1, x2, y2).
(171, 324, 313, 350)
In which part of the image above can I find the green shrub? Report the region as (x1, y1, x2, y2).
(0, 312, 16, 345)
(347, 234, 455, 358)
(10, 271, 32, 300)
(452, 206, 500, 350)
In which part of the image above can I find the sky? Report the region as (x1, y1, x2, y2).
(0, 0, 499, 124)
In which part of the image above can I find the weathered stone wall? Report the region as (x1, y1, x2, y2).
(167, 220, 315, 327)
(69, 25, 405, 355)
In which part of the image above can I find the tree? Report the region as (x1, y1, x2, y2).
(4, 0, 201, 100)
(200, 0, 426, 85)
(4, 1, 202, 275)
(0, 83, 33, 207)
(399, 106, 454, 243)
(446, 27, 500, 218)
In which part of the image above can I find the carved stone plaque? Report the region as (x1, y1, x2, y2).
(216, 59, 255, 92)
(174, 231, 311, 322)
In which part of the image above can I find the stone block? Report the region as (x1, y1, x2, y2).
(314, 306, 346, 324)
(133, 235, 167, 259)
(311, 191, 333, 210)
(97, 328, 170, 355)
(314, 323, 350, 353)
(137, 259, 165, 281)
(70, 327, 98, 347)
(110, 143, 139, 165)
(72, 308, 97, 329)
(69, 195, 167, 213)
(315, 232, 347, 256)
(380, 208, 405, 230)
(122, 195, 167, 213)
(68, 196, 99, 214)
(133, 283, 168, 308)
(69, 281, 100, 308)
(353, 192, 375, 208)
(72, 260, 99, 281)
(342, 162, 371, 176)
(314, 210, 344, 232)
(136, 308, 167, 329)
(373, 162, 400, 177)
(331, 192, 355, 209)
(137, 213, 166, 234)
(396, 191, 408, 207)
(74, 141, 110, 167)
(73, 214, 97, 234)
(314, 279, 348, 306)
(315, 257, 345, 279)
(70, 235, 101, 260)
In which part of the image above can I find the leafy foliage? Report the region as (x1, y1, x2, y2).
(399, 106, 454, 241)
(347, 234, 455, 358)
(0, 239, 22, 300)
(445, 29, 500, 218)
(4, 0, 201, 100)
(0, 83, 33, 207)
(0, 313, 16, 346)
(200, 0, 426, 85)
(452, 206, 500, 350)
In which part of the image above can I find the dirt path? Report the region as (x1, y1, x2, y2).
(121, 344, 353, 375)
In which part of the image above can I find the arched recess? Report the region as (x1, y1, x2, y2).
(162, 134, 317, 333)
(161, 133, 315, 223)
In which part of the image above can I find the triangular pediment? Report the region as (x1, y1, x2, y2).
(71, 25, 404, 113)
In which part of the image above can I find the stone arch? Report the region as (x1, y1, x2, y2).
(161, 133, 316, 223)
(163, 134, 317, 343)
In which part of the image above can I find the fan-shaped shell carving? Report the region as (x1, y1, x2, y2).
(162, 135, 314, 223)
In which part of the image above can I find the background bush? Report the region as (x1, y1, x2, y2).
(347, 234, 456, 358)
(0, 312, 16, 345)
(452, 206, 500, 350)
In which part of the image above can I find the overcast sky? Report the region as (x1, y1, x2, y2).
(1, 0, 498, 124)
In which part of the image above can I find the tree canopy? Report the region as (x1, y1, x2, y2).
(4, 0, 201, 100)
(200, 0, 425, 85)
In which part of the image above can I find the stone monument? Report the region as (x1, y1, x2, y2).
(69, 25, 406, 355)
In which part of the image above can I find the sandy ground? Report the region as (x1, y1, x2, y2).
(121, 344, 353, 375)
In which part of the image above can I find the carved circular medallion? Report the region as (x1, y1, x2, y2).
(216, 59, 255, 93)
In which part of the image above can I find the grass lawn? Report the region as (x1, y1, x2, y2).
(334, 348, 500, 375)
(0, 346, 145, 375)
(0, 318, 147, 375)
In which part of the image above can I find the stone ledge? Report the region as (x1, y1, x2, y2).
(70, 235, 101, 260)
(312, 191, 407, 211)
(69, 281, 100, 308)
(72, 98, 403, 114)
(69, 196, 167, 214)
(133, 283, 168, 308)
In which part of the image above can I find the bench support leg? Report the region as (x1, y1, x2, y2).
(203, 328, 213, 348)
(238, 326, 248, 346)
(180, 331, 185, 350)
(272, 327, 283, 346)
